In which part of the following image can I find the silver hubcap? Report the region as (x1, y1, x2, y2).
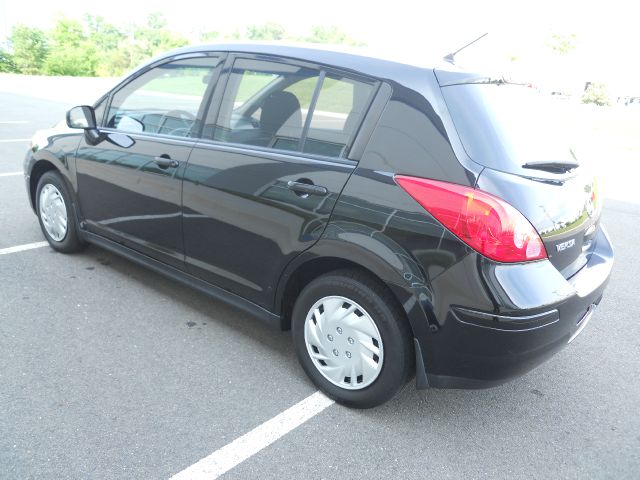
(39, 184, 67, 242)
(304, 296, 384, 390)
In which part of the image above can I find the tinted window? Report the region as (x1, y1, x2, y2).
(210, 58, 319, 152)
(303, 74, 376, 157)
(207, 58, 376, 159)
(442, 83, 575, 174)
(106, 57, 219, 138)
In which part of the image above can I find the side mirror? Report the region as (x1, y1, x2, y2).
(66, 105, 97, 130)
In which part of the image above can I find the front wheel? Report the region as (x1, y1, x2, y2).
(36, 170, 85, 253)
(292, 269, 414, 408)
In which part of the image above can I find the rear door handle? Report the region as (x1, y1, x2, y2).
(154, 155, 179, 169)
(287, 181, 329, 197)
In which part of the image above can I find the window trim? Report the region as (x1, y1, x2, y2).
(299, 70, 325, 153)
(202, 52, 380, 163)
(92, 94, 109, 126)
(347, 81, 392, 161)
(101, 52, 224, 141)
(193, 137, 358, 168)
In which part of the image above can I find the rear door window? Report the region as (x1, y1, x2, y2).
(303, 74, 376, 158)
(210, 58, 319, 152)
(206, 57, 377, 159)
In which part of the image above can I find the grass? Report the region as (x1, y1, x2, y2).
(287, 77, 355, 113)
(236, 72, 277, 104)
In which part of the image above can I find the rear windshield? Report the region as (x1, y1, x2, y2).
(441, 83, 575, 174)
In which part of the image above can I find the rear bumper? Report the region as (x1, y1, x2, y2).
(423, 225, 613, 389)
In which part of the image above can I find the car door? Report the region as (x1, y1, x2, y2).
(75, 54, 222, 269)
(182, 55, 379, 309)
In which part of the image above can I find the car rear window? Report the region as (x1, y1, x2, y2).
(441, 83, 576, 174)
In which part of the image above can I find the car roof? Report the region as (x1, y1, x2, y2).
(163, 41, 446, 80)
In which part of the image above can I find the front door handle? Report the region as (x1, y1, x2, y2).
(287, 180, 329, 197)
(154, 155, 179, 169)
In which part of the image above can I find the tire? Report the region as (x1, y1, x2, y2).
(292, 269, 414, 408)
(36, 170, 85, 253)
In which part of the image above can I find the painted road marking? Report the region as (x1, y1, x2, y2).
(0, 172, 22, 177)
(0, 241, 49, 256)
(0, 138, 30, 143)
(170, 391, 335, 479)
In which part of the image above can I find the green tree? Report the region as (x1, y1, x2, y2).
(49, 18, 85, 47)
(0, 48, 17, 73)
(199, 30, 220, 42)
(227, 29, 243, 41)
(43, 18, 98, 76)
(581, 83, 611, 106)
(83, 15, 127, 76)
(546, 33, 577, 55)
(304, 26, 365, 46)
(84, 14, 125, 51)
(99, 39, 149, 76)
(245, 22, 285, 41)
(134, 12, 188, 58)
(8, 25, 48, 74)
(44, 46, 99, 76)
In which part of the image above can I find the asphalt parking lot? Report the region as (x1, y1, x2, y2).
(1, 87, 640, 480)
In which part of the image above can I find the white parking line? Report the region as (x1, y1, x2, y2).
(170, 391, 334, 480)
(0, 138, 31, 143)
(0, 172, 22, 177)
(0, 241, 49, 256)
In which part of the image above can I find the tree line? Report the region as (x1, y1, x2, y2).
(0, 13, 364, 77)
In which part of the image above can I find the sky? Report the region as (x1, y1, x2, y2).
(1, 0, 638, 93)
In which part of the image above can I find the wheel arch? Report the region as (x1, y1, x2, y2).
(29, 159, 59, 211)
(276, 223, 437, 343)
(279, 255, 388, 331)
(29, 156, 82, 233)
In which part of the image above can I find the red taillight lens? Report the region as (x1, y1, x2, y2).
(395, 175, 547, 263)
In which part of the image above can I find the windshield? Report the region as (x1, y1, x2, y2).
(441, 83, 576, 175)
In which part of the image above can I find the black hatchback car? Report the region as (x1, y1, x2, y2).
(25, 43, 613, 408)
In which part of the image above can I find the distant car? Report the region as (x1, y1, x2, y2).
(24, 43, 613, 408)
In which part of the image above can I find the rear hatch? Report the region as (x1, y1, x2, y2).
(436, 71, 601, 278)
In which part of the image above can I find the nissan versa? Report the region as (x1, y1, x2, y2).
(24, 44, 613, 408)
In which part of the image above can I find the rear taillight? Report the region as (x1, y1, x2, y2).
(395, 175, 547, 263)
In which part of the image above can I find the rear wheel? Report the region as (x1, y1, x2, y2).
(292, 269, 413, 408)
(36, 171, 85, 253)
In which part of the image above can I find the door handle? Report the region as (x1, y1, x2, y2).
(287, 180, 329, 197)
(154, 155, 179, 169)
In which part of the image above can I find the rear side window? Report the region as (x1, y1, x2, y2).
(106, 57, 219, 138)
(206, 57, 377, 159)
(211, 59, 319, 152)
(441, 83, 575, 174)
(303, 74, 375, 157)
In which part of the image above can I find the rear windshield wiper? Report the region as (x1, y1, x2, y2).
(522, 160, 579, 173)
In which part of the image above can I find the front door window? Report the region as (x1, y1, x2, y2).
(106, 57, 219, 138)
